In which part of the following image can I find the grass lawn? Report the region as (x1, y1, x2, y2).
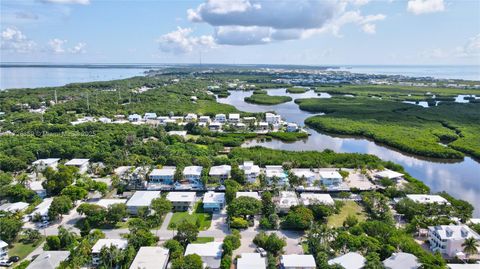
(327, 201, 366, 228)
(8, 237, 45, 260)
(168, 202, 212, 231)
(192, 237, 214, 243)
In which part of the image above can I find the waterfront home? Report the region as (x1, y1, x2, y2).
(92, 239, 128, 265)
(291, 168, 317, 186)
(236, 192, 261, 200)
(265, 113, 281, 125)
(383, 252, 420, 269)
(275, 191, 299, 213)
(209, 165, 231, 182)
(95, 199, 126, 208)
(228, 113, 240, 123)
(236, 122, 247, 129)
(128, 114, 142, 122)
(239, 161, 261, 183)
(170, 116, 184, 122)
(167, 192, 196, 211)
(185, 113, 198, 122)
(183, 166, 203, 186)
(32, 158, 60, 171)
(157, 116, 170, 123)
(286, 123, 299, 132)
(129, 246, 169, 269)
(184, 242, 223, 269)
(243, 116, 256, 123)
(428, 225, 480, 258)
(0, 202, 29, 213)
(0, 240, 7, 260)
(406, 194, 450, 205)
(26, 251, 70, 269)
(143, 113, 157, 120)
(209, 121, 222, 131)
(149, 166, 176, 185)
(237, 253, 266, 269)
(257, 121, 269, 131)
(300, 193, 334, 206)
(203, 191, 225, 213)
(281, 254, 316, 269)
(126, 191, 161, 215)
(29, 181, 46, 198)
(30, 197, 53, 221)
(167, 131, 187, 137)
(265, 166, 288, 185)
(319, 171, 343, 186)
(374, 169, 404, 181)
(328, 252, 366, 269)
(64, 158, 90, 174)
(215, 114, 227, 123)
(199, 116, 211, 123)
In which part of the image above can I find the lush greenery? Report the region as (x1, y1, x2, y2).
(244, 92, 292, 105)
(327, 201, 366, 227)
(168, 203, 212, 231)
(286, 87, 308, 94)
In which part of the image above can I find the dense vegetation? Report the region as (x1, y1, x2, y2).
(296, 97, 480, 159)
(286, 87, 308, 94)
(244, 91, 292, 105)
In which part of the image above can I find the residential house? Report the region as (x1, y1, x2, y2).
(275, 191, 299, 213)
(239, 161, 261, 183)
(129, 247, 169, 269)
(281, 254, 316, 269)
(237, 253, 266, 269)
(257, 121, 269, 131)
(300, 193, 334, 206)
(383, 252, 421, 269)
(328, 252, 366, 269)
(199, 116, 211, 123)
(428, 225, 480, 257)
(167, 192, 196, 211)
(157, 116, 170, 123)
(30, 198, 53, 221)
(291, 169, 317, 186)
(168, 131, 187, 137)
(0, 202, 29, 213)
(128, 114, 142, 122)
(406, 194, 450, 205)
(184, 242, 223, 269)
(319, 171, 343, 186)
(144, 113, 157, 120)
(209, 122, 223, 131)
(149, 166, 176, 185)
(228, 113, 240, 123)
(0, 240, 7, 260)
(236, 192, 261, 200)
(126, 191, 161, 215)
(265, 113, 281, 125)
(185, 113, 198, 122)
(215, 114, 227, 123)
(243, 116, 256, 124)
(26, 251, 70, 269)
(29, 181, 46, 198)
(183, 166, 203, 186)
(64, 158, 90, 174)
(265, 166, 288, 185)
(95, 199, 126, 208)
(209, 165, 231, 182)
(92, 239, 128, 265)
(286, 123, 298, 132)
(32, 158, 60, 171)
(170, 116, 184, 123)
(447, 265, 480, 269)
(374, 169, 404, 181)
(203, 191, 225, 213)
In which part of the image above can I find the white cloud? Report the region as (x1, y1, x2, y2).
(456, 34, 480, 57)
(41, 0, 90, 5)
(1, 27, 37, 53)
(48, 38, 67, 53)
(407, 0, 445, 15)
(362, 23, 376, 34)
(157, 27, 215, 54)
(69, 42, 86, 54)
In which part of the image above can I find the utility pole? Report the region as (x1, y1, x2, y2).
(54, 89, 58, 104)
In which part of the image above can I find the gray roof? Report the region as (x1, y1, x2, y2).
(383, 253, 421, 269)
(328, 252, 366, 269)
(26, 251, 70, 269)
(129, 247, 169, 269)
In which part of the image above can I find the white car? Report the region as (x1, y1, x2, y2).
(0, 260, 13, 267)
(255, 247, 267, 257)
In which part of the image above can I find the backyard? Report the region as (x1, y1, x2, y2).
(327, 200, 367, 227)
(168, 202, 212, 230)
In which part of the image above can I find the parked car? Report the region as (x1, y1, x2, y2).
(7, 256, 19, 263)
(255, 247, 267, 257)
(0, 260, 13, 267)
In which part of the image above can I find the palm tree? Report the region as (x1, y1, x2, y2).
(462, 237, 479, 258)
(16, 172, 31, 187)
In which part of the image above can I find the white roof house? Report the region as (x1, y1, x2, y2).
(0, 202, 29, 213)
(276, 191, 299, 213)
(203, 192, 225, 205)
(64, 158, 90, 166)
(228, 113, 240, 122)
(265, 113, 281, 124)
(447, 265, 480, 269)
(199, 116, 211, 123)
(406, 194, 450, 205)
(291, 169, 318, 185)
(168, 131, 187, 137)
(184, 242, 223, 269)
(31, 197, 53, 217)
(383, 252, 420, 269)
(236, 192, 261, 200)
(126, 191, 160, 214)
(183, 166, 203, 177)
(428, 225, 480, 257)
(237, 253, 266, 269)
(166, 192, 196, 203)
(32, 158, 60, 169)
(26, 251, 70, 269)
(215, 114, 227, 122)
(129, 246, 169, 269)
(265, 166, 288, 185)
(144, 113, 157, 120)
(300, 193, 334, 206)
(209, 165, 231, 177)
(328, 252, 366, 269)
(319, 171, 342, 180)
(149, 167, 176, 178)
(128, 114, 142, 122)
(239, 161, 261, 183)
(95, 199, 126, 208)
(281, 254, 316, 269)
(185, 113, 198, 121)
(374, 169, 404, 179)
(92, 239, 128, 253)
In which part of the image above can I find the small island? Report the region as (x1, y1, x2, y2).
(244, 90, 292, 105)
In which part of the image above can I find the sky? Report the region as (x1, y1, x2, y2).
(1, 0, 479, 65)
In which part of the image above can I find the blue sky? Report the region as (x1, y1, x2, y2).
(1, 0, 479, 65)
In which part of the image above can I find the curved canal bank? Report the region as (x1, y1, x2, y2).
(217, 88, 480, 216)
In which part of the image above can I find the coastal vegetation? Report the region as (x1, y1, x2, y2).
(286, 87, 308, 94)
(244, 91, 292, 105)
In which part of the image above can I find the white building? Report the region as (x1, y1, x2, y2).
(149, 166, 176, 185)
(286, 123, 298, 132)
(92, 239, 128, 265)
(281, 254, 316, 269)
(383, 252, 420, 269)
(265, 166, 288, 185)
(183, 166, 203, 186)
(291, 169, 318, 186)
(237, 253, 266, 269)
(228, 113, 240, 123)
(215, 114, 227, 123)
(209, 165, 231, 182)
(209, 122, 223, 131)
(0, 202, 29, 213)
(185, 113, 198, 122)
(26, 251, 70, 269)
(300, 193, 334, 206)
(428, 225, 480, 257)
(257, 121, 269, 131)
(64, 158, 90, 174)
(144, 113, 157, 120)
(328, 252, 366, 269)
(129, 246, 169, 269)
(184, 242, 223, 269)
(126, 191, 161, 215)
(406, 194, 450, 205)
(265, 113, 281, 125)
(28, 181, 46, 198)
(276, 191, 299, 213)
(32, 158, 60, 171)
(30, 198, 53, 221)
(374, 169, 404, 180)
(95, 199, 126, 208)
(239, 161, 261, 183)
(0, 240, 7, 260)
(199, 116, 211, 123)
(168, 131, 187, 137)
(236, 192, 261, 200)
(319, 171, 343, 186)
(167, 192, 196, 211)
(203, 191, 225, 213)
(128, 114, 142, 122)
